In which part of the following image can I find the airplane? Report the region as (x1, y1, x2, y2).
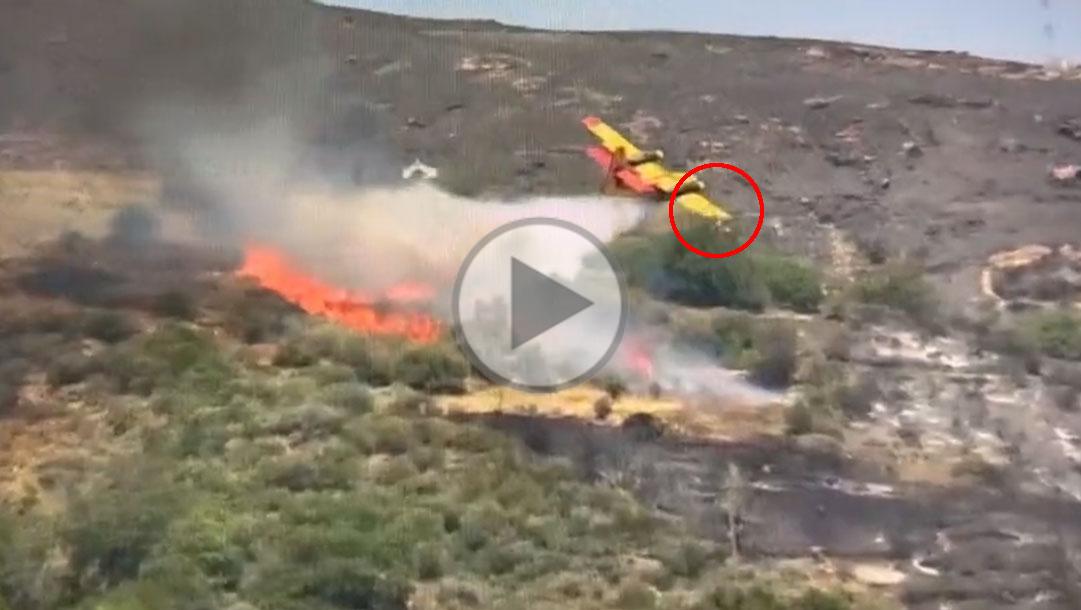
(582, 116, 731, 222)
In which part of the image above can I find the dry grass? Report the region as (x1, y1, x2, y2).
(0, 170, 160, 257)
(437, 384, 786, 440)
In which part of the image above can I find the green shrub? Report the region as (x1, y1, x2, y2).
(1017, 309, 1081, 361)
(307, 363, 358, 385)
(458, 502, 506, 551)
(395, 344, 469, 392)
(414, 542, 447, 580)
(608, 235, 666, 289)
(617, 581, 657, 610)
(97, 323, 232, 397)
(287, 558, 412, 610)
(319, 382, 373, 414)
(674, 313, 758, 367)
(608, 220, 821, 313)
(375, 455, 420, 486)
(262, 404, 347, 439)
(698, 586, 852, 610)
(479, 540, 534, 576)
(63, 461, 181, 590)
(367, 416, 416, 455)
(408, 444, 445, 472)
(335, 334, 397, 385)
(273, 325, 397, 384)
(698, 585, 786, 610)
(260, 455, 354, 491)
(851, 262, 938, 327)
(710, 314, 759, 366)
(657, 540, 713, 578)
(756, 255, 823, 313)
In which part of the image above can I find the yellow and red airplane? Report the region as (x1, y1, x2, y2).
(582, 116, 731, 221)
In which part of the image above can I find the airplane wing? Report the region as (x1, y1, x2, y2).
(582, 116, 731, 221)
(675, 192, 732, 221)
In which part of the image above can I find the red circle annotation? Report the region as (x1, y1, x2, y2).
(667, 162, 765, 259)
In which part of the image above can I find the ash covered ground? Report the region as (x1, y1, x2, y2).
(3, 2, 1081, 610)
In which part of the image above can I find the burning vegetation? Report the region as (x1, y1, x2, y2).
(237, 245, 443, 344)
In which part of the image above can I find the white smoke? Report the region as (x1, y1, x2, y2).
(124, 12, 776, 406)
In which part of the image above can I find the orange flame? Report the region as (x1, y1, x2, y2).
(236, 245, 442, 343)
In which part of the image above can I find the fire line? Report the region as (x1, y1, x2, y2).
(236, 245, 443, 344)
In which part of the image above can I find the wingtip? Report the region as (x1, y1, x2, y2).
(582, 116, 601, 127)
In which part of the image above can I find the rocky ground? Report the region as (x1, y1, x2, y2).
(3, 2, 1081, 609)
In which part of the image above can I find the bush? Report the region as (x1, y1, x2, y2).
(951, 454, 1006, 487)
(697, 584, 851, 610)
(82, 310, 137, 343)
(408, 444, 445, 472)
(784, 402, 815, 436)
(457, 502, 506, 551)
(837, 372, 879, 419)
(0, 381, 17, 413)
(47, 351, 96, 387)
(108, 205, 161, 246)
(617, 581, 657, 609)
(335, 334, 397, 385)
(609, 220, 823, 313)
(96, 323, 233, 398)
(319, 382, 373, 414)
(414, 542, 447, 580)
(262, 404, 347, 439)
(608, 235, 666, 290)
(63, 461, 181, 591)
(395, 344, 469, 393)
(260, 455, 353, 491)
(756, 255, 823, 313)
(601, 375, 627, 401)
(593, 396, 614, 420)
(374, 455, 420, 486)
(748, 324, 798, 389)
(1049, 385, 1079, 412)
(850, 262, 939, 328)
(153, 291, 196, 320)
(307, 363, 358, 385)
(287, 558, 412, 610)
(657, 540, 712, 578)
(1017, 309, 1081, 361)
(368, 417, 415, 455)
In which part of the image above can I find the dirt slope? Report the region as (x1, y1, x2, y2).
(4, 2, 1081, 291)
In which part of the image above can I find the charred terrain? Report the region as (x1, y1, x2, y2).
(2, 2, 1081, 610)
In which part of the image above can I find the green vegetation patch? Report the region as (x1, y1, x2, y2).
(1016, 308, 1081, 361)
(608, 219, 822, 314)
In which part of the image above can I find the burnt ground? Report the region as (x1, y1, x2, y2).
(469, 412, 1081, 610)
(4, 2, 1081, 609)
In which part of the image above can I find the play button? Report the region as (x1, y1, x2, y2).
(510, 258, 593, 349)
(452, 218, 627, 392)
